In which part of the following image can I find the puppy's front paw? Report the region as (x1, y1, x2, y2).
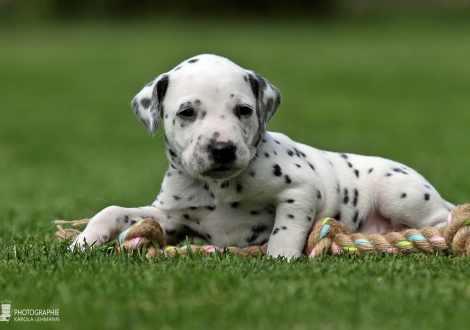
(266, 245, 301, 260)
(71, 227, 114, 251)
(69, 206, 125, 251)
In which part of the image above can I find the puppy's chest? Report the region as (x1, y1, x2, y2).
(183, 200, 276, 247)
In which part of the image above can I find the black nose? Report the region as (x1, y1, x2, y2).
(209, 141, 237, 164)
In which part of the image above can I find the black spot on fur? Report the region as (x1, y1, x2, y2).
(368, 168, 374, 174)
(284, 175, 292, 184)
(250, 211, 260, 215)
(273, 164, 282, 176)
(248, 74, 260, 100)
(386, 173, 392, 177)
(183, 214, 190, 219)
(341, 153, 348, 159)
(188, 58, 199, 64)
(200, 111, 207, 120)
(190, 206, 198, 210)
(173, 195, 180, 200)
(334, 211, 341, 221)
(400, 193, 407, 198)
(206, 206, 216, 211)
(316, 189, 322, 199)
(352, 189, 359, 206)
(308, 163, 315, 171)
(275, 140, 280, 144)
(206, 233, 212, 240)
(264, 152, 270, 158)
(221, 181, 230, 189)
(393, 168, 408, 175)
(354, 169, 359, 178)
(246, 233, 259, 243)
(347, 162, 353, 168)
(281, 226, 287, 230)
(140, 98, 151, 109)
(124, 216, 129, 223)
(295, 164, 301, 168)
(273, 228, 280, 235)
(155, 74, 169, 109)
(307, 216, 312, 221)
(203, 183, 209, 190)
(357, 218, 365, 229)
(252, 224, 268, 233)
(287, 199, 295, 204)
(287, 214, 295, 219)
(352, 211, 359, 223)
(424, 193, 430, 201)
(287, 149, 294, 157)
(237, 184, 243, 193)
(343, 188, 349, 204)
(231, 202, 239, 208)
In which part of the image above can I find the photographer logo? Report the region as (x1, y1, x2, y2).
(0, 300, 59, 323)
(0, 301, 12, 323)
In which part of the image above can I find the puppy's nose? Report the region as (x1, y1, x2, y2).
(210, 141, 237, 164)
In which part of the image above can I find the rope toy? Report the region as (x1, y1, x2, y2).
(55, 204, 470, 259)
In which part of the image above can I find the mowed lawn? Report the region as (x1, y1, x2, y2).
(1, 16, 470, 329)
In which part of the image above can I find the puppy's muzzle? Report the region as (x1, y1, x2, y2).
(209, 141, 237, 165)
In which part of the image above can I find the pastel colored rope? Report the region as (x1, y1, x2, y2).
(55, 204, 470, 259)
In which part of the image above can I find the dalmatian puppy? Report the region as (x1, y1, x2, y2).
(72, 54, 454, 259)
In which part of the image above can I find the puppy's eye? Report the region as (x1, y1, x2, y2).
(178, 108, 196, 118)
(238, 106, 253, 117)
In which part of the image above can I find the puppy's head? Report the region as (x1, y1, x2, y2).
(132, 54, 281, 180)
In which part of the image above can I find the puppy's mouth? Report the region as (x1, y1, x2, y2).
(212, 166, 231, 172)
(202, 166, 240, 179)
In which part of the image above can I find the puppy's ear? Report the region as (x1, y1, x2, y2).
(246, 71, 281, 137)
(131, 74, 169, 137)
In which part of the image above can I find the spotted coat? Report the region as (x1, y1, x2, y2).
(73, 54, 454, 259)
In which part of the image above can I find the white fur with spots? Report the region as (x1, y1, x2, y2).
(73, 54, 454, 259)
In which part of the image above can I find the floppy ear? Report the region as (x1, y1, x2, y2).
(131, 74, 170, 137)
(246, 71, 281, 137)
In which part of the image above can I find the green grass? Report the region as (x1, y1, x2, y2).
(1, 15, 470, 329)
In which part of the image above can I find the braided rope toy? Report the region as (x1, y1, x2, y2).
(55, 204, 470, 259)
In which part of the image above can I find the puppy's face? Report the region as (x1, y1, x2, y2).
(132, 55, 281, 180)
